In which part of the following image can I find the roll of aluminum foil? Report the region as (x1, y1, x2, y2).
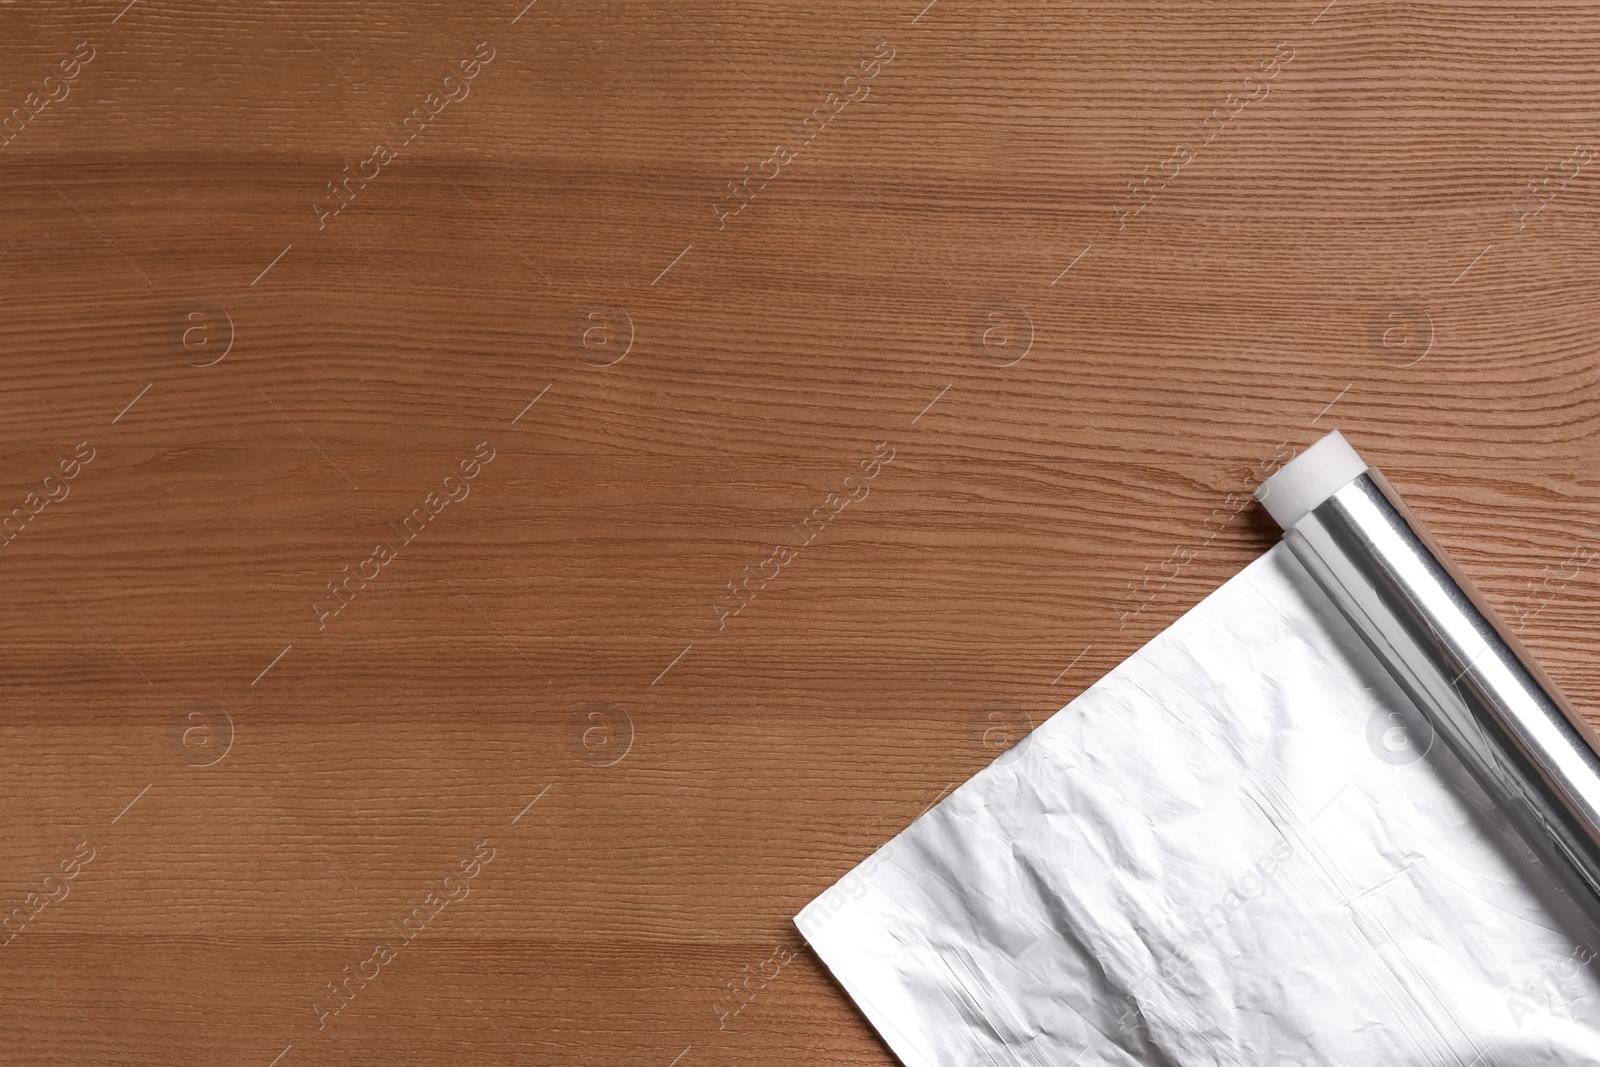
(795, 429, 1600, 1064)
(1263, 432, 1600, 919)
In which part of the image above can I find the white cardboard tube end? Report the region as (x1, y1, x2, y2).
(1256, 430, 1369, 531)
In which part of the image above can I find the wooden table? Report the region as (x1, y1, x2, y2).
(3, 1, 1597, 1063)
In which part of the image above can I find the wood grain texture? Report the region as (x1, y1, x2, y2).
(3, 0, 1600, 1063)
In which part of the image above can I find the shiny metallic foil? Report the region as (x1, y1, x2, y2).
(796, 461, 1600, 1065)
(1286, 470, 1600, 928)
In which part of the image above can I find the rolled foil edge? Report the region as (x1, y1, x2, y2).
(1282, 468, 1600, 918)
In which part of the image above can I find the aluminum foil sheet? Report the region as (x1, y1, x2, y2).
(796, 544, 1600, 1065)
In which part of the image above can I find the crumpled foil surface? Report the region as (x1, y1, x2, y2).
(796, 544, 1600, 1065)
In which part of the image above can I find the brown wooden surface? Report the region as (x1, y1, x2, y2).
(3, 0, 1600, 1063)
